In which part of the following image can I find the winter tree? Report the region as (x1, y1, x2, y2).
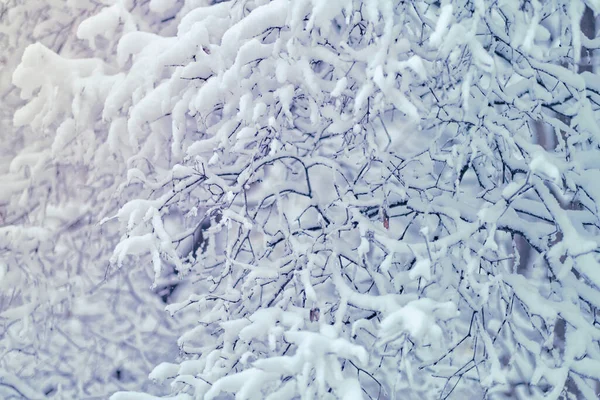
(1, 1, 189, 398)
(4, 0, 600, 399)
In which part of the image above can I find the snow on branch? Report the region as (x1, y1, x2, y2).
(6, 0, 600, 398)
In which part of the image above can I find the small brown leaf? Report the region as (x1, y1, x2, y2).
(382, 208, 389, 230)
(310, 307, 320, 322)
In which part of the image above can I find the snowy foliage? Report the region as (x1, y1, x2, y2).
(0, 1, 186, 398)
(4, 0, 600, 399)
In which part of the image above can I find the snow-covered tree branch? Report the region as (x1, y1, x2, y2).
(3, 0, 600, 399)
(1, 1, 188, 398)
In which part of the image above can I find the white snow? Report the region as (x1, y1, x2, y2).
(430, 5, 453, 46)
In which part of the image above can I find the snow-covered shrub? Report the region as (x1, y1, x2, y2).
(6, 0, 600, 399)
